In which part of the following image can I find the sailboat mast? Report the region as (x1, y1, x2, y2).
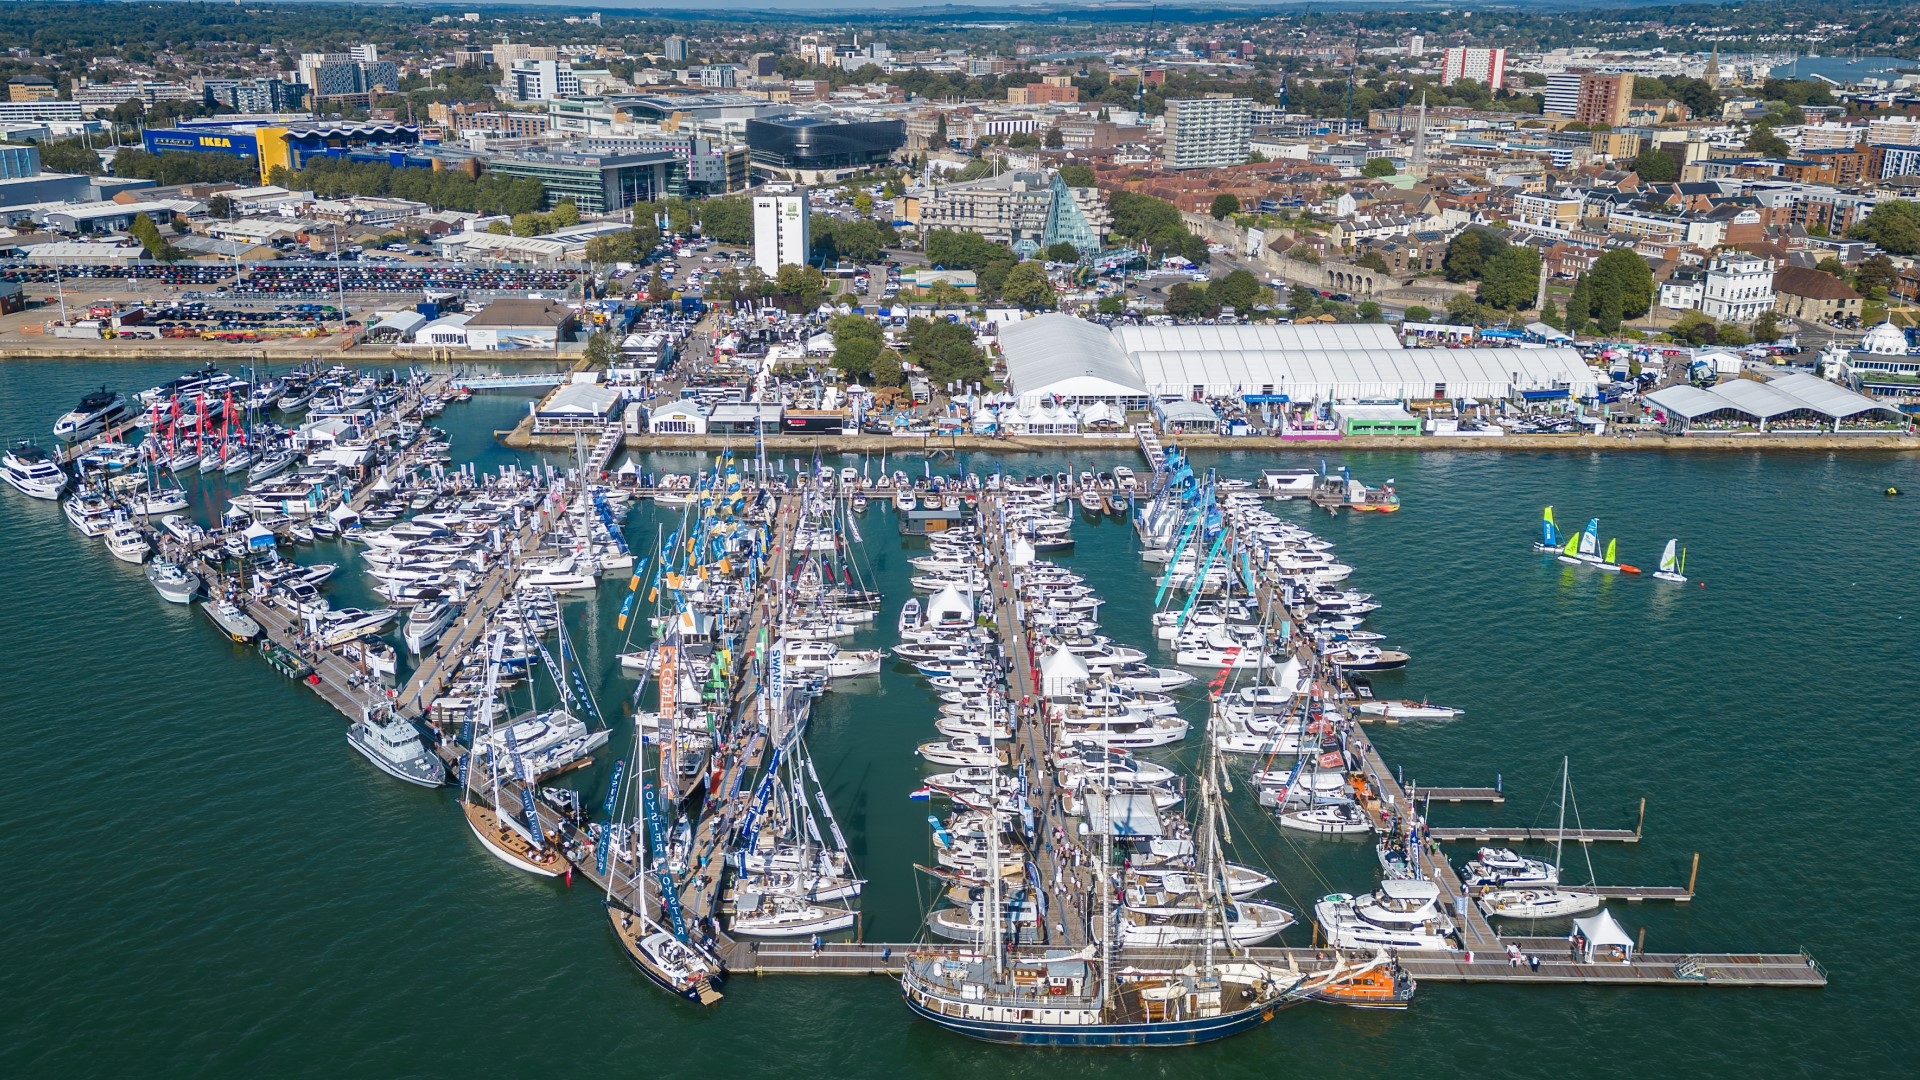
(986, 716, 1003, 982)
(1555, 756, 1569, 872)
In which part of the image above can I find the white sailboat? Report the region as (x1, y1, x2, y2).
(1479, 758, 1602, 921)
(1653, 539, 1688, 583)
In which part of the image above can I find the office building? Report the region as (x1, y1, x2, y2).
(1440, 47, 1507, 88)
(664, 36, 689, 63)
(752, 188, 810, 277)
(1575, 72, 1635, 127)
(0, 143, 40, 179)
(8, 76, 58, 103)
(694, 65, 737, 90)
(0, 100, 84, 124)
(507, 59, 581, 103)
(484, 146, 683, 214)
(745, 115, 905, 181)
(1164, 97, 1252, 169)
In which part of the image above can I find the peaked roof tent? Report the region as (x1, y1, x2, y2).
(1708, 377, 1820, 419)
(1642, 384, 1753, 420)
(1766, 372, 1905, 419)
(924, 585, 974, 625)
(998, 313, 1150, 407)
(1572, 909, 1635, 961)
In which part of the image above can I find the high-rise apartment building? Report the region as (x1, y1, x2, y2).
(1164, 96, 1252, 170)
(664, 36, 689, 63)
(1440, 46, 1506, 88)
(1575, 72, 1635, 127)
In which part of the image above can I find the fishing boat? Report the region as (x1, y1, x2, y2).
(1653, 539, 1688, 583)
(1532, 506, 1561, 553)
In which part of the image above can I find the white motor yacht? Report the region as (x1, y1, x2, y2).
(64, 491, 114, 535)
(104, 519, 151, 564)
(1461, 847, 1560, 888)
(1479, 887, 1602, 921)
(1314, 880, 1458, 951)
(321, 607, 400, 647)
(2, 441, 69, 499)
(54, 388, 136, 441)
(518, 557, 598, 593)
(402, 592, 457, 654)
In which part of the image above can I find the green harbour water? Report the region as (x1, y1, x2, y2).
(1, 359, 1913, 1078)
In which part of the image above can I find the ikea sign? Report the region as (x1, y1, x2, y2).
(142, 128, 259, 159)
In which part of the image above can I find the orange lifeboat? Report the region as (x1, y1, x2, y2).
(1313, 961, 1416, 1010)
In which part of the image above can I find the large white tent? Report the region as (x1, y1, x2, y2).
(999, 315, 1152, 409)
(998, 314, 1597, 406)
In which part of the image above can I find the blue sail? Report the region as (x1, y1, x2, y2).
(1542, 507, 1558, 547)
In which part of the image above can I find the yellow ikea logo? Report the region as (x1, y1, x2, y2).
(198, 136, 232, 148)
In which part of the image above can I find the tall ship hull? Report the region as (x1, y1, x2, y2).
(902, 990, 1281, 1047)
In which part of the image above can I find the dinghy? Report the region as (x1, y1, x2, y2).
(1533, 506, 1560, 552)
(1653, 539, 1688, 583)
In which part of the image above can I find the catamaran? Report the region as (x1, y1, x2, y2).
(1653, 539, 1688, 583)
(1533, 506, 1560, 552)
(1596, 537, 1621, 573)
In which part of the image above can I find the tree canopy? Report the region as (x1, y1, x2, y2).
(1848, 201, 1920, 256)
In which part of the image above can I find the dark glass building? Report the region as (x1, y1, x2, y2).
(745, 116, 905, 176)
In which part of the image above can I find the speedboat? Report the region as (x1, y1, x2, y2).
(1313, 880, 1457, 951)
(146, 560, 202, 603)
(347, 713, 446, 787)
(1353, 699, 1461, 720)
(2, 441, 69, 499)
(54, 388, 136, 441)
(104, 520, 151, 564)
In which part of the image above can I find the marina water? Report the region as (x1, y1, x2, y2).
(1, 360, 1911, 1077)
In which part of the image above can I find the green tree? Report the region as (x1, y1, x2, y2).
(904, 316, 989, 384)
(1445, 292, 1487, 326)
(1403, 304, 1431, 323)
(829, 314, 884, 381)
(1356, 300, 1383, 322)
(1058, 164, 1096, 187)
(1751, 311, 1782, 342)
(1288, 284, 1319, 314)
(1588, 249, 1654, 321)
(1165, 282, 1211, 319)
(1848, 201, 1920, 256)
(694, 197, 754, 244)
(1630, 148, 1680, 182)
(1716, 323, 1750, 347)
(207, 194, 232, 219)
(1043, 126, 1064, 149)
(1477, 245, 1541, 310)
(1208, 268, 1265, 313)
(1209, 193, 1240, 220)
(1815, 255, 1848, 277)
(1000, 261, 1057, 309)
(1541, 298, 1560, 328)
(1354, 250, 1390, 273)
(852, 190, 874, 215)
(772, 264, 829, 309)
(35, 138, 102, 176)
(1097, 294, 1126, 316)
(1043, 241, 1081, 263)
(582, 332, 617, 367)
(1854, 253, 1898, 298)
(1361, 156, 1396, 178)
(585, 232, 637, 266)
(126, 212, 180, 262)
(1745, 124, 1790, 158)
(1443, 227, 1507, 282)
(1564, 275, 1592, 337)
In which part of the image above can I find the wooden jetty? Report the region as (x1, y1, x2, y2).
(713, 939, 1824, 989)
(1407, 785, 1506, 803)
(1426, 825, 1640, 844)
